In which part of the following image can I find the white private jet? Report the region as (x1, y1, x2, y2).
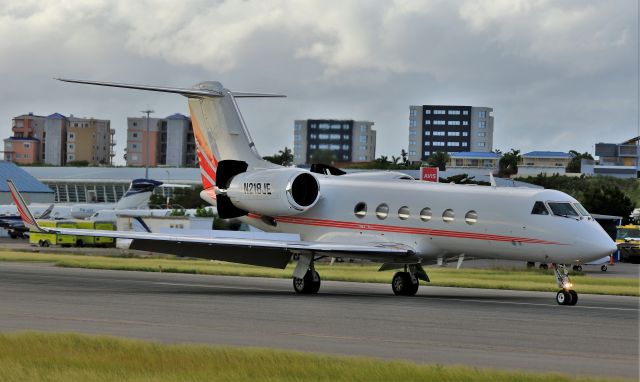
(7, 78, 617, 306)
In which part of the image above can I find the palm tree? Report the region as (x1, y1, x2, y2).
(391, 155, 400, 165)
(400, 149, 408, 165)
(427, 151, 449, 171)
(277, 147, 294, 166)
(498, 149, 521, 177)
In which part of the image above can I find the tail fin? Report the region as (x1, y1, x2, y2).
(57, 78, 284, 189)
(115, 179, 163, 210)
(6, 180, 42, 232)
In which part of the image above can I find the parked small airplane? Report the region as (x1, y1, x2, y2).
(0, 178, 161, 220)
(7, 78, 618, 306)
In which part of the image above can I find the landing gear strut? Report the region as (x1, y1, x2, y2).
(292, 254, 321, 294)
(554, 264, 578, 306)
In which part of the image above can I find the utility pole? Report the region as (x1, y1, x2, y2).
(141, 109, 154, 179)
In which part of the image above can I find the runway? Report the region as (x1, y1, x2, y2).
(0, 262, 638, 379)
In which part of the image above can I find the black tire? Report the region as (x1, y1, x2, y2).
(76, 239, 84, 247)
(526, 262, 535, 268)
(293, 270, 321, 294)
(568, 290, 578, 306)
(539, 263, 548, 270)
(392, 272, 419, 296)
(572, 265, 583, 272)
(600, 265, 608, 272)
(556, 290, 572, 305)
(38, 240, 44, 247)
(43, 240, 50, 247)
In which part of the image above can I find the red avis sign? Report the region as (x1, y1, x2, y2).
(420, 167, 439, 182)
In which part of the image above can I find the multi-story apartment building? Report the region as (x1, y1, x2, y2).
(293, 119, 376, 165)
(125, 114, 195, 167)
(3, 112, 114, 166)
(585, 136, 639, 178)
(408, 105, 494, 163)
(66, 116, 114, 165)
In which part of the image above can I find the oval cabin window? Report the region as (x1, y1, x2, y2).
(442, 209, 455, 223)
(376, 204, 389, 220)
(354, 202, 367, 218)
(465, 210, 478, 225)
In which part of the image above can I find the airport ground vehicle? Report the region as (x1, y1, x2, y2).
(617, 224, 640, 264)
(29, 220, 115, 247)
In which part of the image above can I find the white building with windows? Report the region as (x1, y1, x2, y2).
(293, 119, 376, 165)
(408, 105, 494, 163)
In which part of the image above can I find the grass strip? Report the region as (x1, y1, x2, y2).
(1, 250, 638, 296)
(0, 332, 629, 382)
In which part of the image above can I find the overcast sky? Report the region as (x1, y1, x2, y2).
(0, 0, 638, 164)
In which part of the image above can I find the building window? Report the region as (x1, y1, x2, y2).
(294, 134, 301, 141)
(342, 145, 349, 150)
(409, 150, 416, 156)
(425, 120, 431, 125)
(479, 111, 486, 118)
(477, 142, 486, 147)
(398, 206, 410, 220)
(410, 109, 417, 117)
(447, 142, 460, 146)
(448, 121, 460, 126)
(376, 204, 389, 220)
(420, 207, 432, 222)
(132, 143, 139, 150)
(318, 123, 330, 130)
(424, 151, 430, 156)
(433, 141, 445, 146)
(463, 110, 469, 115)
(354, 202, 367, 218)
(68, 144, 74, 149)
(359, 136, 367, 143)
(330, 134, 340, 140)
(465, 210, 478, 225)
(479, 121, 486, 129)
(462, 142, 468, 147)
(424, 109, 431, 115)
(448, 131, 460, 136)
(294, 123, 301, 131)
(359, 145, 367, 150)
(433, 120, 445, 125)
(69, 133, 75, 139)
(343, 134, 350, 139)
(319, 134, 329, 139)
(23, 143, 30, 148)
(360, 125, 367, 132)
(409, 130, 417, 136)
(310, 144, 317, 149)
(424, 131, 431, 136)
(463, 121, 468, 125)
(433, 110, 445, 115)
(442, 209, 455, 223)
(462, 132, 468, 136)
(132, 132, 138, 138)
(310, 134, 317, 139)
(477, 132, 486, 137)
(424, 141, 430, 146)
(410, 119, 417, 128)
(433, 131, 445, 136)
(447, 110, 460, 115)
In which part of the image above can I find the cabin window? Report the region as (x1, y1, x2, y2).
(375, 204, 389, 220)
(465, 211, 478, 225)
(398, 206, 410, 220)
(442, 209, 455, 223)
(420, 207, 432, 222)
(531, 201, 549, 215)
(354, 202, 367, 218)
(548, 202, 579, 218)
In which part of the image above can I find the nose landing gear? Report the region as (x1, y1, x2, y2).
(554, 264, 578, 306)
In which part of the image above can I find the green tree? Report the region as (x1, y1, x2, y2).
(263, 146, 294, 166)
(374, 155, 391, 169)
(582, 183, 634, 224)
(400, 149, 409, 165)
(498, 149, 521, 177)
(391, 155, 400, 165)
(566, 150, 594, 173)
(427, 151, 450, 171)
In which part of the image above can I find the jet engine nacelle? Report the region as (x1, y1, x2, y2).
(225, 169, 320, 216)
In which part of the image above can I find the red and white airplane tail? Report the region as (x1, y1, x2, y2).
(6, 180, 41, 232)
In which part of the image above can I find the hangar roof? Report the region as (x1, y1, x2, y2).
(0, 161, 54, 193)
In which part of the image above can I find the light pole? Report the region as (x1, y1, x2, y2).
(141, 109, 154, 179)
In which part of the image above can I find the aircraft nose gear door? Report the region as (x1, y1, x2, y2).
(554, 264, 578, 306)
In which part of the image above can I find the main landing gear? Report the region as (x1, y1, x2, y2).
(391, 264, 429, 296)
(554, 264, 578, 306)
(292, 254, 321, 294)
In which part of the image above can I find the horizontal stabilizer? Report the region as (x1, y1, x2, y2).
(56, 78, 223, 98)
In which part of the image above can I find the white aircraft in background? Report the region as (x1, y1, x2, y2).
(8, 78, 617, 306)
(0, 178, 161, 220)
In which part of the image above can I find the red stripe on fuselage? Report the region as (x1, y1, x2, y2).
(246, 213, 566, 246)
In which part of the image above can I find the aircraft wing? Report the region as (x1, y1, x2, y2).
(7, 180, 416, 269)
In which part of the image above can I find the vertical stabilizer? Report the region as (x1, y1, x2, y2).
(188, 82, 280, 188)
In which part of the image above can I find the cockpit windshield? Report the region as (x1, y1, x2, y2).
(572, 203, 591, 217)
(548, 202, 579, 218)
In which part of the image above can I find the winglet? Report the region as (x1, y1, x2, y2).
(489, 173, 497, 187)
(6, 180, 43, 232)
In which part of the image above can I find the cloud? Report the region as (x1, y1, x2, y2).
(0, 0, 637, 164)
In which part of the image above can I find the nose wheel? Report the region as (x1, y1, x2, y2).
(554, 264, 578, 306)
(391, 272, 419, 296)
